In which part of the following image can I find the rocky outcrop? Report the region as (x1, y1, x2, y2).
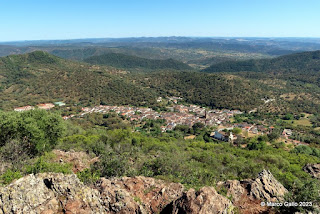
(0, 173, 105, 214)
(303, 163, 320, 179)
(217, 169, 287, 214)
(96, 178, 141, 213)
(96, 176, 184, 214)
(220, 180, 244, 202)
(0, 170, 286, 214)
(52, 150, 99, 173)
(162, 187, 234, 214)
(250, 169, 287, 202)
(0, 174, 184, 214)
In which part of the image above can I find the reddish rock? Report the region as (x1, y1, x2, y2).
(217, 169, 287, 214)
(96, 176, 184, 214)
(52, 149, 99, 173)
(163, 186, 234, 214)
(0, 170, 287, 214)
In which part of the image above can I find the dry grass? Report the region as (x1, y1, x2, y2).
(294, 118, 312, 127)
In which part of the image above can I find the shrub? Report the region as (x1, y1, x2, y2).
(77, 168, 101, 185)
(25, 153, 72, 174)
(0, 110, 66, 155)
(0, 169, 22, 185)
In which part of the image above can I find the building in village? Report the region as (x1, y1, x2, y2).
(37, 103, 55, 110)
(14, 106, 35, 112)
(54, 101, 66, 106)
(211, 131, 236, 142)
(282, 129, 293, 139)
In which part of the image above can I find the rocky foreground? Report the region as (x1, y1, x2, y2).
(0, 170, 287, 214)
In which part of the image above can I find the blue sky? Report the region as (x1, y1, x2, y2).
(0, 0, 319, 41)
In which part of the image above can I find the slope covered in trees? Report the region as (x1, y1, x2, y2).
(84, 53, 192, 70)
(201, 51, 320, 114)
(1, 51, 320, 114)
(134, 71, 266, 111)
(0, 51, 269, 112)
(203, 50, 320, 84)
(0, 51, 157, 109)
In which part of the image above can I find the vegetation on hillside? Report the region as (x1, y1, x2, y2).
(0, 110, 319, 213)
(203, 50, 320, 85)
(84, 53, 192, 70)
(1, 51, 320, 115)
(0, 51, 157, 110)
(134, 71, 266, 111)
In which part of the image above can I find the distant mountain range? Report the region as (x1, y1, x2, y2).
(2, 37, 320, 68)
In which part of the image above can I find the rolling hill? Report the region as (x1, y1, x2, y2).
(0, 51, 157, 110)
(202, 50, 320, 113)
(84, 53, 193, 70)
(0, 51, 267, 112)
(203, 50, 320, 76)
(1, 51, 320, 114)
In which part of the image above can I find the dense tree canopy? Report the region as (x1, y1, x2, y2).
(0, 109, 65, 155)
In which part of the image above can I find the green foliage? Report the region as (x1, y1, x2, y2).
(62, 127, 320, 192)
(268, 128, 281, 141)
(291, 145, 320, 158)
(0, 109, 65, 155)
(77, 168, 101, 185)
(26, 153, 72, 174)
(27, 51, 59, 64)
(0, 51, 157, 110)
(203, 51, 320, 114)
(84, 53, 192, 70)
(1, 50, 320, 115)
(137, 71, 265, 111)
(283, 114, 294, 120)
(57, 134, 101, 152)
(232, 127, 242, 135)
(0, 139, 31, 169)
(94, 153, 129, 177)
(0, 169, 22, 185)
(203, 50, 320, 75)
(247, 141, 267, 150)
(280, 180, 320, 213)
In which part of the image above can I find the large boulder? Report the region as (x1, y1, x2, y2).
(250, 169, 288, 202)
(162, 187, 234, 214)
(303, 163, 320, 179)
(96, 178, 142, 214)
(217, 169, 287, 214)
(52, 150, 99, 173)
(0, 173, 105, 214)
(96, 176, 184, 214)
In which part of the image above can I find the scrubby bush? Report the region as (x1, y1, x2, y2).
(0, 110, 65, 155)
(0, 169, 22, 185)
(26, 153, 72, 174)
(77, 168, 101, 185)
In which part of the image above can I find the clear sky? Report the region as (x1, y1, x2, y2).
(1, 0, 320, 41)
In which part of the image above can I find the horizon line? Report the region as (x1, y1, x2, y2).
(1, 36, 320, 43)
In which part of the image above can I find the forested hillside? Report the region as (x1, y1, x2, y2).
(84, 53, 192, 70)
(134, 71, 266, 111)
(203, 50, 320, 84)
(200, 50, 320, 114)
(0, 51, 157, 109)
(1, 51, 320, 114)
(0, 51, 267, 112)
